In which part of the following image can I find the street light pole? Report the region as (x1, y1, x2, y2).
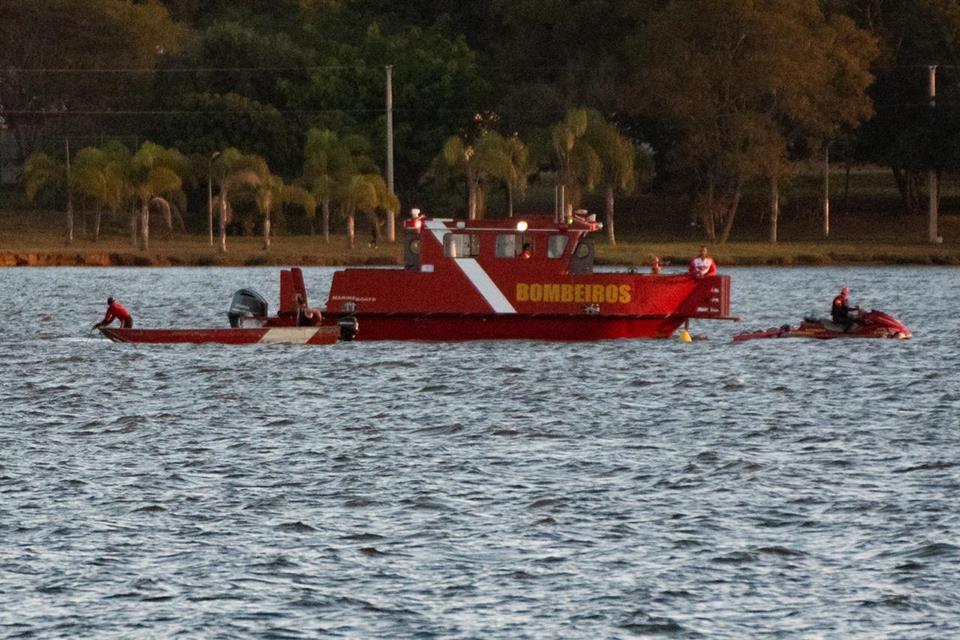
(208, 151, 220, 246)
(928, 65, 941, 244)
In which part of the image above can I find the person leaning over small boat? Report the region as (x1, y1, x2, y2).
(295, 294, 321, 326)
(93, 297, 133, 329)
(688, 246, 717, 279)
(831, 287, 860, 331)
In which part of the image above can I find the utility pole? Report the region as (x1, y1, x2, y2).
(823, 144, 830, 238)
(385, 65, 396, 242)
(65, 137, 74, 245)
(928, 65, 941, 244)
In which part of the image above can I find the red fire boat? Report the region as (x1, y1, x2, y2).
(319, 211, 735, 341)
(733, 309, 911, 342)
(98, 268, 339, 345)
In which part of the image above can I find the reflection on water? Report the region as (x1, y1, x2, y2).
(1, 266, 958, 638)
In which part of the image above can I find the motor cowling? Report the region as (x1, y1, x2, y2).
(338, 316, 359, 341)
(227, 289, 268, 327)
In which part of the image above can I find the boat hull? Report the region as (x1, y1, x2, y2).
(734, 311, 911, 342)
(99, 326, 338, 345)
(323, 312, 688, 341)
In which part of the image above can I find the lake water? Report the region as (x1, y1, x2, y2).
(1, 266, 958, 638)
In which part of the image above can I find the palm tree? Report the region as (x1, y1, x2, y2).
(303, 129, 345, 242)
(552, 109, 592, 219)
(127, 142, 188, 252)
(338, 172, 399, 249)
(442, 131, 527, 220)
(211, 148, 263, 253)
(72, 142, 130, 242)
(581, 110, 648, 246)
(253, 172, 316, 250)
(502, 134, 530, 218)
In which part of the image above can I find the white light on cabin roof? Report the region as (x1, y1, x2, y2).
(516, 221, 528, 232)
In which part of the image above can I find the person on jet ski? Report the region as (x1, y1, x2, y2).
(831, 287, 860, 331)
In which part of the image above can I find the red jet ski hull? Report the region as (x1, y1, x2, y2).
(734, 310, 911, 342)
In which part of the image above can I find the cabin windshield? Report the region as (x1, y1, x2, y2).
(495, 233, 520, 257)
(443, 233, 479, 258)
(548, 235, 569, 258)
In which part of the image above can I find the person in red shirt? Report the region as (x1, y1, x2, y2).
(688, 245, 717, 279)
(93, 297, 133, 329)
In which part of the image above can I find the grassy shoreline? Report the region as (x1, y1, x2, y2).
(3, 209, 960, 267)
(3, 233, 960, 267)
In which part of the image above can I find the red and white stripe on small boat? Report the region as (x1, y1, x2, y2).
(99, 326, 338, 345)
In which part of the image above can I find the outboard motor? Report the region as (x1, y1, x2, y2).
(338, 316, 359, 341)
(227, 289, 268, 328)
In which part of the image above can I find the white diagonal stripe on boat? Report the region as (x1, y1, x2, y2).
(423, 219, 516, 314)
(258, 328, 316, 344)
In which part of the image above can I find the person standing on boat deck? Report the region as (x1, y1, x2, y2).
(519, 243, 533, 259)
(295, 294, 320, 326)
(688, 246, 716, 279)
(831, 287, 859, 331)
(93, 297, 133, 329)
(651, 256, 662, 274)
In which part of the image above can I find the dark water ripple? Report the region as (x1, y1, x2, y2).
(1, 266, 959, 638)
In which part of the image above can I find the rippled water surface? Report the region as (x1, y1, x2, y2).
(2, 266, 959, 638)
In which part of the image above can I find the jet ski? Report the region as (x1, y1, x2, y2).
(734, 309, 911, 342)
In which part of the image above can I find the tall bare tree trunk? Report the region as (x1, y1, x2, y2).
(702, 178, 717, 241)
(219, 193, 228, 253)
(94, 203, 102, 242)
(605, 185, 616, 246)
(347, 211, 356, 248)
(322, 198, 331, 243)
(506, 184, 514, 218)
(769, 175, 779, 244)
(718, 183, 743, 244)
(467, 182, 478, 220)
(139, 201, 150, 251)
(130, 205, 138, 247)
(842, 163, 851, 215)
(386, 208, 396, 243)
(65, 198, 74, 246)
(263, 211, 271, 250)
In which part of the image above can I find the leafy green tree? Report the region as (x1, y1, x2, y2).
(625, 0, 877, 242)
(491, 0, 650, 129)
(838, 0, 960, 217)
(0, 1, 186, 161)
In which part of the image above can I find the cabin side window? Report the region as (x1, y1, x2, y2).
(443, 233, 479, 258)
(548, 235, 569, 259)
(495, 234, 519, 257)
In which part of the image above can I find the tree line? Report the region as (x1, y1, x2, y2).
(4, 0, 960, 245)
(23, 108, 645, 249)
